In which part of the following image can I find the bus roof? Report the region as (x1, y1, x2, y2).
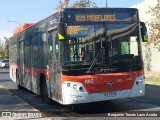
(62, 7, 138, 12)
(13, 23, 34, 35)
(11, 8, 138, 37)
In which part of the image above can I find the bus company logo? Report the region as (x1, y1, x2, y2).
(85, 78, 94, 84)
(100, 68, 117, 73)
(50, 19, 58, 25)
(107, 81, 114, 88)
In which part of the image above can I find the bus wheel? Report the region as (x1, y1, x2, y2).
(16, 71, 23, 89)
(41, 76, 52, 104)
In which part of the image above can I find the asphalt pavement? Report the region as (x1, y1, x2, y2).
(0, 68, 160, 120)
(0, 69, 52, 120)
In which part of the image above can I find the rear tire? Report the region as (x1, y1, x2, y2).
(16, 70, 23, 89)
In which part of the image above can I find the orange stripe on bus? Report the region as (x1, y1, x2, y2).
(61, 71, 144, 93)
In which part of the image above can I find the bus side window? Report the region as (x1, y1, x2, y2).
(48, 30, 59, 60)
(48, 32, 53, 59)
(121, 41, 130, 55)
(52, 31, 59, 61)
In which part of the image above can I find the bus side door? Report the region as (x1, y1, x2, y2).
(18, 39, 24, 86)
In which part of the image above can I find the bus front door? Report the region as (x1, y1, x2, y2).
(48, 30, 62, 102)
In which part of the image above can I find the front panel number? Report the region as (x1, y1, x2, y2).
(105, 91, 117, 97)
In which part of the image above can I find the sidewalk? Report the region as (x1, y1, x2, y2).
(0, 84, 52, 120)
(145, 71, 160, 78)
(145, 71, 160, 86)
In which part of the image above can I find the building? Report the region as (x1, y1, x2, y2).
(132, 0, 160, 72)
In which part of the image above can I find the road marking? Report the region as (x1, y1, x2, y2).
(34, 103, 48, 106)
(153, 107, 160, 110)
(129, 98, 160, 110)
(121, 98, 160, 110)
(130, 98, 150, 103)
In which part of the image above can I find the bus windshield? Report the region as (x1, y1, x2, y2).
(62, 22, 143, 75)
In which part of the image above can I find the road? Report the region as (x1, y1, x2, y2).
(0, 69, 160, 120)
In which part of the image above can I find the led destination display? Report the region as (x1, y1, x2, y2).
(75, 14, 116, 22)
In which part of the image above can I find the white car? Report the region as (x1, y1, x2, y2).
(0, 59, 9, 68)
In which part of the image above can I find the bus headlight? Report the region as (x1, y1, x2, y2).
(73, 97, 78, 101)
(136, 76, 144, 85)
(73, 84, 77, 89)
(140, 90, 143, 93)
(139, 77, 144, 82)
(65, 82, 85, 92)
(67, 83, 71, 87)
(136, 81, 139, 85)
(78, 86, 83, 91)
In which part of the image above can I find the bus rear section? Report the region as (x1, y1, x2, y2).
(59, 8, 146, 104)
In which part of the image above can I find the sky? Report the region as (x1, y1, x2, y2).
(0, 0, 144, 41)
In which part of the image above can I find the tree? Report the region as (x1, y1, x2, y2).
(0, 40, 5, 60)
(147, 0, 160, 51)
(56, 0, 97, 11)
(70, 0, 97, 8)
(3, 37, 9, 59)
(0, 38, 9, 60)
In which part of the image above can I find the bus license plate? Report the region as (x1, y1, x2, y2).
(105, 91, 117, 97)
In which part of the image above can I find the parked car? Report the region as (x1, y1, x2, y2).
(0, 59, 9, 68)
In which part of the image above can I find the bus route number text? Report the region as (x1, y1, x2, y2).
(76, 14, 116, 22)
(67, 26, 88, 35)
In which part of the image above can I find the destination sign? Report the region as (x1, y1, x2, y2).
(75, 14, 116, 22)
(67, 26, 88, 35)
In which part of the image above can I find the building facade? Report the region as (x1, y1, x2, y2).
(132, 0, 160, 72)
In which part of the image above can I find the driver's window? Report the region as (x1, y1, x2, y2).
(68, 38, 81, 62)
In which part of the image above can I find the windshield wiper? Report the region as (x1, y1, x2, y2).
(87, 47, 103, 73)
(87, 27, 106, 73)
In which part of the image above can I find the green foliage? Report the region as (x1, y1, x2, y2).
(0, 46, 5, 60)
(56, 0, 97, 11)
(70, 0, 97, 8)
(146, 77, 160, 84)
(147, 0, 160, 51)
(0, 39, 9, 60)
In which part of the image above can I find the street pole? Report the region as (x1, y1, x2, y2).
(7, 20, 21, 25)
(106, 0, 108, 8)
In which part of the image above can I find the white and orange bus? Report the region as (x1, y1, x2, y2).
(9, 8, 148, 105)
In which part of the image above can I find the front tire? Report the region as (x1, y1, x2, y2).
(40, 75, 52, 104)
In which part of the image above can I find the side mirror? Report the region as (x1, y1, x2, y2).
(57, 22, 66, 41)
(140, 22, 148, 42)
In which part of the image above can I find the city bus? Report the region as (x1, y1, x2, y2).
(9, 8, 148, 105)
